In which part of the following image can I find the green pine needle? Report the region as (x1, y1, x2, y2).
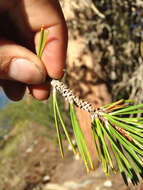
(53, 91, 64, 158)
(53, 91, 77, 156)
(70, 101, 94, 172)
(37, 27, 143, 186)
(37, 27, 48, 58)
(97, 118, 114, 169)
(91, 121, 101, 162)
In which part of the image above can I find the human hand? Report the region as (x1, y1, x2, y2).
(0, 0, 67, 101)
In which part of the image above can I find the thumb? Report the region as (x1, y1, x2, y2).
(0, 39, 46, 84)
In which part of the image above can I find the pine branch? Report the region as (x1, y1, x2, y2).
(37, 27, 143, 185)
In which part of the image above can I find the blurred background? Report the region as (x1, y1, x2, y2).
(0, 0, 143, 189)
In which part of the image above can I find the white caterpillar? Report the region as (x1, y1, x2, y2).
(51, 79, 97, 113)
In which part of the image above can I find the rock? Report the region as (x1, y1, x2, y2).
(43, 175, 51, 183)
(63, 181, 78, 189)
(26, 147, 33, 153)
(44, 183, 68, 190)
(74, 153, 80, 161)
(68, 139, 77, 151)
(104, 180, 112, 187)
(63, 179, 95, 189)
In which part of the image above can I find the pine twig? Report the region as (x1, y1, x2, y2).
(37, 27, 143, 186)
(51, 79, 96, 113)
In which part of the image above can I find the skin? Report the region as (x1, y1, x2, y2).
(0, 0, 68, 101)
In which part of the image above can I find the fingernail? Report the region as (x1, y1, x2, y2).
(9, 58, 44, 84)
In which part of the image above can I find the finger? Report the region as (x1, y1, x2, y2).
(22, 0, 67, 100)
(0, 39, 46, 84)
(23, 0, 68, 79)
(1, 80, 26, 101)
(28, 82, 51, 100)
